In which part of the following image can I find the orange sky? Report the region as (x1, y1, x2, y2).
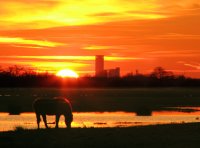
(0, 0, 200, 77)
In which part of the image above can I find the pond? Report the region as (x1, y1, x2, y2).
(0, 110, 200, 131)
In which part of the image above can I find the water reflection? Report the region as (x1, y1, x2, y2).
(0, 111, 200, 131)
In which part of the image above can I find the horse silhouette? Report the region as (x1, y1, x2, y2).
(33, 97, 73, 129)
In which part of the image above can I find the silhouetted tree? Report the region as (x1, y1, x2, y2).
(0, 65, 199, 87)
(150, 67, 174, 79)
(7, 65, 25, 76)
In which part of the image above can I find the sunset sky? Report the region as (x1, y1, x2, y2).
(0, 0, 200, 77)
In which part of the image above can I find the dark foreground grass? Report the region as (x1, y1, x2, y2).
(1, 123, 200, 148)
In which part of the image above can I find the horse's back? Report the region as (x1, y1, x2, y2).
(33, 98, 72, 115)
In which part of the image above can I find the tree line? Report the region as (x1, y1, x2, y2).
(0, 65, 200, 87)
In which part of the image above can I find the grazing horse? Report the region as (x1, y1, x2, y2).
(33, 98, 73, 129)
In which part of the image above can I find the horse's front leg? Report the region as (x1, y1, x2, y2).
(42, 114, 48, 128)
(66, 121, 71, 129)
(65, 114, 73, 129)
(55, 114, 60, 128)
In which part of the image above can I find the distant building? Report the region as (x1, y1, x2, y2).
(95, 55, 120, 78)
(108, 67, 120, 78)
(95, 55, 105, 77)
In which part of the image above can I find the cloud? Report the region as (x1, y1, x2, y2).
(0, 0, 200, 30)
(178, 61, 200, 69)
(150, 33, 200, 40)
(0, 36, 65, 48)
(89, 12, 120, 17)
(0, 0, 170, 30)
(11, 45, 45, 49)
(83, 45, 112, 50)
(184, 63, 200, 70)
(1, 55, 143, 61)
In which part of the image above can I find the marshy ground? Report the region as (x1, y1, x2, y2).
(1, 123, 200, 148)
(1, 88, 200, 147)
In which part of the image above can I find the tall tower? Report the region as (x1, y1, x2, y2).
(95, 55, 104, 77)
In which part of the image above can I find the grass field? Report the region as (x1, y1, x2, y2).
(0, 87, 200, 113)
(1, 123, 200, 148)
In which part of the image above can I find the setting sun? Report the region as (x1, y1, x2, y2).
(56, 69, 79, 78)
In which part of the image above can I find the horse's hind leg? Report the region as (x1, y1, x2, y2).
(42, 114, 48, 128)
(36, 113, 41, 129)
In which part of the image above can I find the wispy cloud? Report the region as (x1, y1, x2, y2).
(1, 55, 144, 61)
(178, 61, 200, 69)
(145, 50, 199, 58)
(150, 33, 200, 40)
(184, 63, 200, 70)
(11, 45, 45, 49)
(0, 36, 65, 48)
(83, 45, 112, 50)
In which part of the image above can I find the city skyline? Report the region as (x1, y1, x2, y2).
(95, 55, 120, 77)
(0, 1, 200, 78)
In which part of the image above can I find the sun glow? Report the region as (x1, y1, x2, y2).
(56, 69, 79, 78)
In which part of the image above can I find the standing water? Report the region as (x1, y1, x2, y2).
(0, 111, 200, 131)
(0, 88, 200, 131)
